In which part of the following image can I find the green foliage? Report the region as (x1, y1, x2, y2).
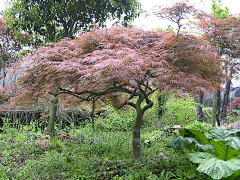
(95, 105, 135, 132)
(186, 121, 213, 133)
(226, 110, 240, 124)
(5, 0, 142, 43)
(168, 127, 240, 179)
(211, 0, 229, 19)
(166, 25, 175, 33)
(0, 163, 7, 180)
(162, 95, 198, 126)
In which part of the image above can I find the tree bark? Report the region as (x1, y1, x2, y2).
(212, 91, 217, 127)
(197, 93, 204, 122)
(216, 90, 221, 126)
(221, 80, 231, 123)
(133, 110, 143, 160)
(157, 95, 165, 128)
(45, 97, 58, 136)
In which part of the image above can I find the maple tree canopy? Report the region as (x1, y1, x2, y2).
(4, 27, 223, 108)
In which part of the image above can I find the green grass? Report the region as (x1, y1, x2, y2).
(0, 122, 211, 180)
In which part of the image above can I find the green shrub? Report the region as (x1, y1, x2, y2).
(185, 121, 213, 133)
(202, 107, 213, 123)
(162, 95, 198, 126)
(226, 110, 240, 124)
(95, 105, 135, 131)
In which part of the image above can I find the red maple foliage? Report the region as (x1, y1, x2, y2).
(2, 27, 224, 158)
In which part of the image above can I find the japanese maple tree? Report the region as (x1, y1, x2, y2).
(4, 27, 223, 159)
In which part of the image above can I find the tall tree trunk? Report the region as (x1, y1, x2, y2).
(216, 90, 221, 126)
(212, 91, 217, 127)
(157, 95, 165, 128)
(221, 80, 231, 123)
(197, 93, 204, 122)
(133, 110, 143, 160)
(45, 97, 58, 136)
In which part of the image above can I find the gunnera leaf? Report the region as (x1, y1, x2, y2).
(179, 128, 210, 145)
(188, 152, 215, 163)
(210, 140, 240, 161)
(210, 127, 236, 141)
(225, 137, 240, 150)
(167, 137, 213, 152)
(188, 154, 240, 180)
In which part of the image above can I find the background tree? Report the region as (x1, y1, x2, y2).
(153, 1, 207, 122)
(5, 27, 223, 159)
(0, 16, 31, 106)
(5, 0, 142, 43)
(0, 17, 21, 89)
(199, 0, 240, 123)
(153, 1, 198, 36)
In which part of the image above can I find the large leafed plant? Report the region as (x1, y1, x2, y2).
(168, 127, 240, 179)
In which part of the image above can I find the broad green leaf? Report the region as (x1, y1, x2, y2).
(167, 137, 195, 151)
(180, 128, 210, 145)
(224, 169, 240, 180)
(225, 137, 240, 150)
(210, 140, 240, 160)
(196, 158, 240, 179)
(210, 127, 236, 140)
(167, 137, 213, 152)
(188, 152, 215, 163)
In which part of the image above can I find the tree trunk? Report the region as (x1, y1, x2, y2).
(133, 110, 143, 160)
(157, 95, 165, 128)
(45, 97, 58, 136)
(216, 90, 221, 126)
(221, 80, 231, 123)
(197, 93, 204, 122)
(212, 91, 217, 127)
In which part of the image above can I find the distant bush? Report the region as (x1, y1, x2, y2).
(161, 95, 198, 126)
(95, 105, 135, 132)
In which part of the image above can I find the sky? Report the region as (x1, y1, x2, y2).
(0, 0, 240, 86)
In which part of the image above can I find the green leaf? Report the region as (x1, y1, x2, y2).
(196, 158, 240, 179)
(0, 163, 7, 179)
(210, 140, 240, 160)
(188, 152, 215, 163)
(210, 127, 236, 140)
(225, 137, 240, 150)
(180, 128, 210, 145)
(224, 169, 240, 180)
(167, 137, 213, 152)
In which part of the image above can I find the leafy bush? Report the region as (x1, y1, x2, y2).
(162, 95, 198, 126)
(95, 105, 135, 131)
(168, 127, 240, 179)
(185, 121, 213, 133)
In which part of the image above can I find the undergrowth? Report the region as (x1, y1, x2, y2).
(0, 120, 210, 180)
